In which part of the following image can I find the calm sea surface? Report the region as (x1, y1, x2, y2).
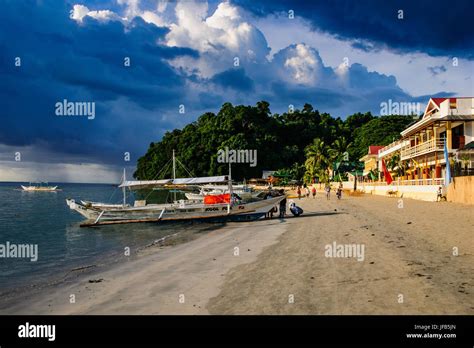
(0, 182, 210, 292)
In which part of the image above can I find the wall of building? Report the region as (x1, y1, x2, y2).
(341, 181, 441, 201)
(365, 157, 377, 172)
(447, 176, 474, 205)
(465, 121, 474, 144)
(340, 176, 473, 204)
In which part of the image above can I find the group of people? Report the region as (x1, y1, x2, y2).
(296, 183, 344, 200)
(264, 182, 346, 220)
(264, 188, 305, 219)
(264, 189, 287, 219)
(296, 184, 317, 199)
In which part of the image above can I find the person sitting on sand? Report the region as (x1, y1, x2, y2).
(311, 186, 316, 198)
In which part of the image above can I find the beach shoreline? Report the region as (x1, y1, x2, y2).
(0, 216, 288, 314)
(1, 193, 472, 315)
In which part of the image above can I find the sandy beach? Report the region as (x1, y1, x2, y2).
(1, 192, 473, 315)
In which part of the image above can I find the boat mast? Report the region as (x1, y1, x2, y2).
(172, 149, 176, 202)
(122, 168, 126, 207)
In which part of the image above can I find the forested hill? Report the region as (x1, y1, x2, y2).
(134, 101, 414, 181)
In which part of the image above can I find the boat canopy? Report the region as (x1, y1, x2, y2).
(172, 176, 228, 185)
(119, 175, 228, 188)
(119, 179, 172, 188)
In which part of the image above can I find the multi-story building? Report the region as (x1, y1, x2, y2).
(378, 97, 474, 183)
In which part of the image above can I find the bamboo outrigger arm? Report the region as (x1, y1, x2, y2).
(158, 208, 165, 220)
(94, 211, 105, 225)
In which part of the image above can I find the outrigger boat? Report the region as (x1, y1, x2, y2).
(21, 182, 59, 191)
(66, 193, 284, 227)
(66, 152, 285, 227)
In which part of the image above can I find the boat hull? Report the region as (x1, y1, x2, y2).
(66, 196, 285, 227)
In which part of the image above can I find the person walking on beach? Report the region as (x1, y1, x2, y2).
(305, 186, 310, 198)
(336, 187, 342, 200)
(336, 182, 343, 200)
(311, 186, 316, 198)
(436, 186, 445, 202)
(297, 186, 301, 200)
(325, 184, 331, 200)
(279, 189, 287, 218)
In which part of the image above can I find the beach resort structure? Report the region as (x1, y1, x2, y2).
(360, 146, 384, 180)
(357, 97, 474, 203)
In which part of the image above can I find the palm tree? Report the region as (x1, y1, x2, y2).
(305, 138, 332, 184)
(289, 162, 305, 181)
(329, 137, 351, 180)
(460, 154, 470, 175)
(330, 137, 351, 161)
(388, 152, 408, 179)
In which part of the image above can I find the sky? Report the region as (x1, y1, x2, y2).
(0, 0, 472, 183)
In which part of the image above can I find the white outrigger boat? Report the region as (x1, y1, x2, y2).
(21, 183, 58, 191)
(66, 152, 285, 227)
(66, 193, 284, 227)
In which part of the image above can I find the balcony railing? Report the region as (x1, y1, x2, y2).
(363, 178, 445, 186)
(400, 138, 445, 160)
(378, 140, 407, 157)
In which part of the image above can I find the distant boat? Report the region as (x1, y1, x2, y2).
(21, 183, 59, 191)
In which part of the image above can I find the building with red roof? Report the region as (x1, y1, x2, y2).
(377, 97, 474, 183)
(360, 145, 384, 179)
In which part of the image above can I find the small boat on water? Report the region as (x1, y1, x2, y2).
(21, 183, 59, 191)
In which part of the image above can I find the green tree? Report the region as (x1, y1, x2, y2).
(304, 138, 332, 184)
(351, 115, 414, 160)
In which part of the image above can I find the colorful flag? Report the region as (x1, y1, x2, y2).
(444, 139, 451, 185)
(382, 159, 393, 185)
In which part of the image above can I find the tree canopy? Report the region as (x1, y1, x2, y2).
(134, 101, 414, 182)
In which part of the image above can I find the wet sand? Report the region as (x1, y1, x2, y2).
(0, 219, 287, 314)
(1, 192, 472, 314)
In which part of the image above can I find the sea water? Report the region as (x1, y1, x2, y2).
(0, 182, 210, 293)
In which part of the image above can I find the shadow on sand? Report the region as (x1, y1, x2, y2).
(276, 210, 344, 223)
(236, 211, 345, 226)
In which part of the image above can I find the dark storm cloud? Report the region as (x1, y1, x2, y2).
(0, 1, 197, 163)
(234, 0, 474, 59)
(210, 68, 255, 92)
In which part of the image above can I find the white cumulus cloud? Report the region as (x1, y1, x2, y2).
(71, 4, 122, 23)
(141, 10, 166, 27)
(283, 44, 319, 85)
(165, 1, 270, 77)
